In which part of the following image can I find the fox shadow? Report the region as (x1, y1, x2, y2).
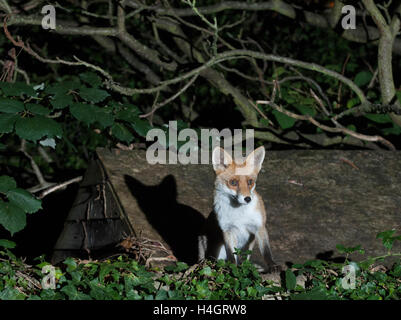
(124, 174, 205, 265)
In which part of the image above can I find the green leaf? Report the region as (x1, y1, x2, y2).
(260, 118, 271, 128)
(115, 106, 141, 123)
(163, 262, 188, 273)
(272, 110, 297, 129)
(79, 72, 102, 88)
(45, 80, 81, 95)
(70, 103, 114, 128)
(6, 188, 42, 213)
(15, 116, 62, 141)
(397, 91, 401, 104)
(50, 93, 73, 109)
(359, 257, 375, 270)
(70, 103, 93, 125)
(291, 287, 332, 300)
(0, 98, 25, 113)
(285, 269, 297, 291)
(63, 257, 78, 272)
(336, 244, 364, 254)
(94, 108, 114, 129)
(364, 113, 392, 124)
(336, 244, 346, 253)
(272, 66, 286, 78)
(0, 200, 27, 235)
(0, 239, 16, 249)
(0, 287, 26, 300)
(79, 87, 109, 103)
(61, 284, 92, 300)
(25, 103, 50, 115)
(382, 124, 401, 136)
(0, 113, 19, 133)
(377, 230, 398, 250)
(155, 289, 168, 300)
(131, 118, 152, 137)
(354, 71, 372, 87)
(0, 176, 17, 193)
(111, 123, 134, 143)
(346, 98, 359, 109)
(295, 105, 317, 117)
(0, 82, 36, 97)
(200, 266, 212, 276)
(377, 230, 396, 240)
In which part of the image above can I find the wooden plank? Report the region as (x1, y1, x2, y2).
(97, 148, 401, 267)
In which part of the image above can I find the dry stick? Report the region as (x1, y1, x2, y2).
(0, 0, 11, 13)
(38, 176, 83, 199)
(309, 88, 344, 130)
(147, 90, 160, 126)
(247, 99, 274, 126)
(139, 74, 199, 118)
(368, 68, 379, 89)
(337, 53, 351, 105)
(288, 66, 333, 112)
(0, 59, 30, 83)
(255, 100, 395, 150)
(20, 140, 54, 191)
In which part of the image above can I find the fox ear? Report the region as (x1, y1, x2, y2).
(245, 146, 265, 173)
(212, 147, 232, 172)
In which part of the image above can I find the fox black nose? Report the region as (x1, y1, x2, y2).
(244, 196, 251, 203)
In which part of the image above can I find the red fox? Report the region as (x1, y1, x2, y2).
(198, 146, 279, 272)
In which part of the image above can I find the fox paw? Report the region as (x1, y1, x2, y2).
(266, 264, 282, 274)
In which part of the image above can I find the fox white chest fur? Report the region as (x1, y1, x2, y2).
(214, 186, 263, 259)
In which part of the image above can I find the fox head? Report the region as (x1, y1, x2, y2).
(212, 146, 265, 205)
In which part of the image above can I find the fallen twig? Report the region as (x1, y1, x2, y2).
(339, 157, 359, 170)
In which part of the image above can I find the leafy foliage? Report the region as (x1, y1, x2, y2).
(0, 231, 400, 300)
(0, 73, 157, 237)
(0, 176, 41, 235)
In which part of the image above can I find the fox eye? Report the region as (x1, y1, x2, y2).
(229, 179, 238, 186)
(248, 179, 253, 186)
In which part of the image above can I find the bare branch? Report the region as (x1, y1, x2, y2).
(140, 74, 199, 119)
(126, 0, 401, 55)
(20, 140, 54, 191)
(0, 0, 11, 14)
(38, 176, 83, 199)
(256, 100, 395, 150)
(116, 3, 177, 71)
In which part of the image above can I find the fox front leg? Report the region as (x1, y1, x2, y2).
(223, 231, 238, 264)
(237, 233, 256, 264)
(257, 227, 280, 272)
(246, 234, 256, 262)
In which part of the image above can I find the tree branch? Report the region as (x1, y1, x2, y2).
(38, 176, 83, 199)
(126, 0, 401, 55)
(256, 100, 395, 150)
(140, 74, 198, 118)
(362, 0, 401, 128)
